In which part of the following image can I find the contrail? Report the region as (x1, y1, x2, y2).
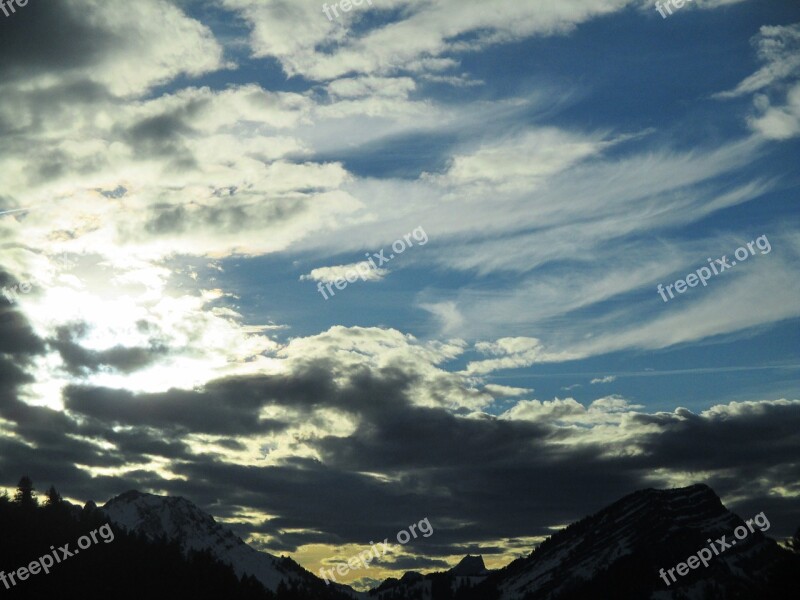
(0, 207, 34, 217)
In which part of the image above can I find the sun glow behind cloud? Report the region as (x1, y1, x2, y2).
(0, 0, 798, 587)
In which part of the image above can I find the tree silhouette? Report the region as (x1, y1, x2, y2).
(45, 484, 63, 506)
(13, 475, 37, 508)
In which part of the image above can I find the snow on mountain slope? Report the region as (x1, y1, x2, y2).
(496, 484, 786, 600)
(102, 490, 327, 594)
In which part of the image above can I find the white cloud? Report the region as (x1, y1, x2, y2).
(464, 337, 579, 376)
(747, 84, 800, 140)
(426, 128, 613, 192)
(483, 384, 533, 398)
(590, 375, 617, 384)
(715, 23, 800, 99)
(715, 23, 800, 140)
(501, 397, 586, 422)
(224, 0, 637, 81)
(570, 236, 800, 356)
(300, 261, 387, 283)
(326, 76, 417, 100)
(224, 0, 752, 83)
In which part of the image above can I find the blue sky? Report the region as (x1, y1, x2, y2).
(186, 0, 800, 412)
(1, 0, 799, 590)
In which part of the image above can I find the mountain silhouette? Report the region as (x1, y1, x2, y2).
(368, 484, 798, 599)
(1, 478, 797, 599)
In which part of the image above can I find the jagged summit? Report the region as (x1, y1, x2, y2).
(451, 554, 488, 576)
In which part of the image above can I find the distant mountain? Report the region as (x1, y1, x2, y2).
(103, 490, 359, 599)
(368, 553, 494, 598)
(450, 555, 490, 577)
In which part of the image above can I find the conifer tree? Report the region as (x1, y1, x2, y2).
(13, 475, 37, 508)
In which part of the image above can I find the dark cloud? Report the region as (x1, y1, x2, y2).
(120, 107, 201, 168)
(127, 364, 795, 552)
(0, 0, 114, 85)
(249, 527, 339, 554)
(1, 347, 798, 561)
(96, 426, 196, 463)
(217, 438, 248, 451)
(632, 403, 800, 472)
(51, 323, 168, 375)
(64, 383, 289, 436)
(145, 204, 191, 235)
(379, 556, 451, 571)
(0, 298, 46, 357)
(143, 196, 310, 237)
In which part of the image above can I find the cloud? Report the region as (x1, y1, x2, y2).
(482, 384, 533, 398)
(300, 261, 387, 283)
(715, 23, 800, 99)
(51, 323, 168, 376)
(569, 237, 800, 356)
(226, 0, 753, 83)
(464, 337, 580, 376)
(747, 84, 800, 140)
(419, 227, 799, 358)
(427, 128, 613, 192)
(223, 0, 638, 81)
(0, 0, 797, 584)
(419, 301, 464, 337)
(0, 5, 782, 382)
(714, 23, 800, 140)
(1, 314, 799, 570)
(0, 0, 226, 97)
(590, 375, 617, 384)
(326, 76, 418, 100)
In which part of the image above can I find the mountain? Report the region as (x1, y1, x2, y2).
(368, 484, 797, 600)
(0, 492, 279, 599)
(486, 483, 797, 600)
(368, 554, 494, 598)
(102, 490, 359, 599)
(450, 555, 490, 577)
(98, 484, 797, 600)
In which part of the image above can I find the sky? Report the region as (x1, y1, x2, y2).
(0, 0, 799, 591)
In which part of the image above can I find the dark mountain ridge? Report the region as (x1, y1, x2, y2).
(369, 484, 798, 599)
(1, 478, 797, 599)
